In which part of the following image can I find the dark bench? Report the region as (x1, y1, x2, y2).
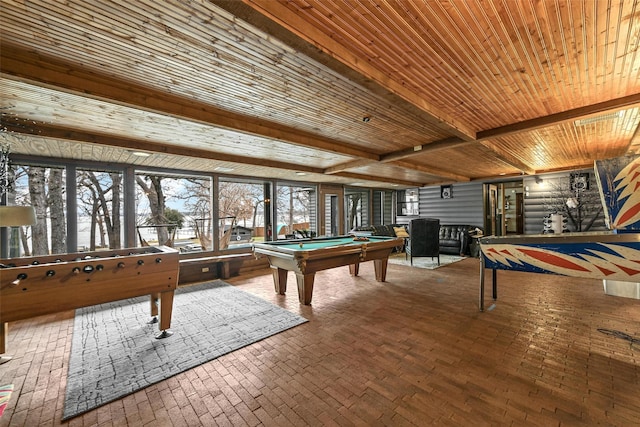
(179, 252, 254, 284)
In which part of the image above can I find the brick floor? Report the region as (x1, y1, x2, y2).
(1, 258, 639, 426)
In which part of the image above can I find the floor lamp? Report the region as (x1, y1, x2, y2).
(0, 205, 36, 364)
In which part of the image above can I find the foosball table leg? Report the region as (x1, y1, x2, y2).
(150, 293, 159, 319)
(155, 290, 175, 339)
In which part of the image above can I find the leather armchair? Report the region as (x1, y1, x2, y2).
(406, 218, 440, 265)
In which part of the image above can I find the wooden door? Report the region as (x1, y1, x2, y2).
(486, 184, 499, 236)
(318, 184, 344, 237)
(516, 192, 524, 234)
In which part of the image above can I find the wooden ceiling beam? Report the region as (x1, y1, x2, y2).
(0, 44, 379, 162)
(477, 94, 640, 140)
(1, 118, 326, 174)
(330, 171, 423, 188)
(390, 160, 470, 182)
(343, 94, 640, 174)
(532, 162, 596, 175)
(473, 95, 640, 175)
(380, 137, 472, 162)
(4, 118, 428, 187)
(324, 159, 376, 175)
(237, 0, 477, 142)
(325, 138, 474, 177)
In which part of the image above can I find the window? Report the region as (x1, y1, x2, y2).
(276, 183, 316, 238)
(373, 190, 393, 225)
(219, 179, 269, 248)
(345, 188, 369, 230)
(135, 172, 212, 251)
(397, 189, 419, 216)
(4, 154, 366, 256)
(77, 169, 123, 251)
(8, 164, 66, 256)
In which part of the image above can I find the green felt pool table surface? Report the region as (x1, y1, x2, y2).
(256, 235, 398, 251)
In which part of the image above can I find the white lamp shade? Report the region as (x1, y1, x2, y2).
(0, 206, 37, 226)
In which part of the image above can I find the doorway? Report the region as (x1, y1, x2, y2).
(326, 194, 338, 236)
(485, 181, 524, 236)
(319, 184, 344, 237)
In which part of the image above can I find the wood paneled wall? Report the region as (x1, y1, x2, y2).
(406, 182, 485, 228)
(523, 170, 607, 234)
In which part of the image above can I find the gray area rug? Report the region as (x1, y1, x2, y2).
(388, 253, 467, 269)
(63, 280, 307, 420)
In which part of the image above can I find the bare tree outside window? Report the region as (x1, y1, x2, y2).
(219, 181, 266, 247)
(180, 177, 212, 250)
(5, 161, 310, 256)
(135, 173, 210, 250)
(136, 175, 172, 245)
(276, 184, 313, 237)
(544, 173, 604, 232)
(77, 170, 122, 250)
(11, 165, 66, 256)
(346, 189, 368, 230)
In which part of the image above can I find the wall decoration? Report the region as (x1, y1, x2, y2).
(570, 173, 589, 191)
(440, 185, 452, 199)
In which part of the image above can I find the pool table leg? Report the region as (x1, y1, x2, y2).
(295, 272, 315, 305)
(373, 259, 388, 281)
(271, 266, 288, 295)
(349, 263, 360, 276)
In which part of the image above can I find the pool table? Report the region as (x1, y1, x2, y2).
(252, 235, 403, 305)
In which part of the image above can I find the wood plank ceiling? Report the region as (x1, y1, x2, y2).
(1, 0, 639, 189)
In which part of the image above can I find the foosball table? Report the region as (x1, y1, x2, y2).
(0, 246, 179, 356)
